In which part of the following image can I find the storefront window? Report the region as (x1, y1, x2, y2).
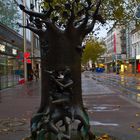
(0, 54, 23, 90)
(0, 39, 24, 90)
(0, 55, 8, 89)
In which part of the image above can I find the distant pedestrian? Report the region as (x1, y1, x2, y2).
(33, 68, 39, 81)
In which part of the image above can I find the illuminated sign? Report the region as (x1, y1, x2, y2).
(0, 44, 5, 52)
(26, 59, 31, 63)
(24, 52, 31, 63)
(24, 52, 30, 58)
(12, 49, 17, 55)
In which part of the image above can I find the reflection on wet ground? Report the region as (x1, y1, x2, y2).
(90, 72, 140, 103)
(88, 104, 120, 112)
(90, 121, 119, 127)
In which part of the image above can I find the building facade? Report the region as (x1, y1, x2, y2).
(104, 21, 140, 74)
(0, 0, 41, 90)
(104, 26, 124, 73)
(0, 23, 32, 89)
(131, 26, 140, 73)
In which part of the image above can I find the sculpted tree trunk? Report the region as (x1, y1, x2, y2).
(18, 0, 105, 139)
(39, 28, 83, 112)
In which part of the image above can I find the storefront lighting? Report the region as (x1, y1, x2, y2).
(0, 44, 5, 52)
(24, 52, 30, 59)
(136, 55, 140, 59)
(12, 49, 17, 55)
(26, 59, 31, 63)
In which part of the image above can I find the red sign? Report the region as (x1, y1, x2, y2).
(26, 59, 31, 63)
(24, 52, 30, 58)
(113, 33, 116, 54)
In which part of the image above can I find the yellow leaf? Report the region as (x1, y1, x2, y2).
(135, 113, 139, 117)
(137, 128, 140, 131)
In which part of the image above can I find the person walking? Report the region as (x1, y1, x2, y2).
(33, 68, 39, 81)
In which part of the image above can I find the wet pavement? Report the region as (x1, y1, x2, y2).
(88, 71, 140, 103)
(0, 73, 140, 140)
(0, 81, 41, 140)
(82, 71, 140, 140)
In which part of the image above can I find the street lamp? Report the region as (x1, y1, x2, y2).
(30, 0, 34, 70)
(23, 0, 27, 81)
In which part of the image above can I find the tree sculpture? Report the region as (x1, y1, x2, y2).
(19, 0, 105, 139)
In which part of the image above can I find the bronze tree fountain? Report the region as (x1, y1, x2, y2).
(18, 0, 105, 139)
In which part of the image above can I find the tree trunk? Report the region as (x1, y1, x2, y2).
(38, 29, 83, 113)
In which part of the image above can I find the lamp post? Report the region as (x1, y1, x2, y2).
(30, 0, 34, 70)
(23, 0, 27, 81)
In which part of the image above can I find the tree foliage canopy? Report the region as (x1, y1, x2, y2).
(0, 0, 20, 31)
(101, 0, 140, 24)
(18, 0, 140, 37)
(38, 0, 140, 31)
(82, 39, 106, 64)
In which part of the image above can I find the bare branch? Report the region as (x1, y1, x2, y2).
(82, 0, 102, 35)
(19, 4, 53, 20)
(77, 1, 96, 32)
(66, 1, 75, 31)
(84, 20, 96, 35)
(17, 22, 43, 35)
(42, 20, 63, 33)
(77, 10, 89, 31)
(93, 0, 102, 17)
(95, 14, 106, 24)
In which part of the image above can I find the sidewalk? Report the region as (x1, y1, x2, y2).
(114, 71, 140, 79)
(82, 72, 140, 140)
(0, 80, 41, 140)
(0, 76, 140, 140)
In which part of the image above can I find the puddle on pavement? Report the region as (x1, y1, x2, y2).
(136, 94, 140, 102)
(88, 104, 120, 112)
(136, 82, 140, 90)
(120, 75, 126, 86)
(90, 121, 119, 126)
(126, 93, 140, 103)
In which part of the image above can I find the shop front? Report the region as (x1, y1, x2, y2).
(0, 42, 23, 90)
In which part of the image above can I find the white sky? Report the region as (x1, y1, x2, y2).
(94, 21, 114, 39)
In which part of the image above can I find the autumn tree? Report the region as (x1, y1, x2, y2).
(82, 39, 106, 64)
(17, 0, 140, 139)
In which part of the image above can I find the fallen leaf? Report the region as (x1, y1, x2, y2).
(3, 128, 9, 132)
(135, 113, 139, 117)
(137, 128, 140, 131)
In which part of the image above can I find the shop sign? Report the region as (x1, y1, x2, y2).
(24, 52, 30, 59)
(0, 44, 5, 52)
(136, 55, 140, 59)
(12, 49, 17, 55)
(23, 52, 31, 63)
(26, 59, 31, 63)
